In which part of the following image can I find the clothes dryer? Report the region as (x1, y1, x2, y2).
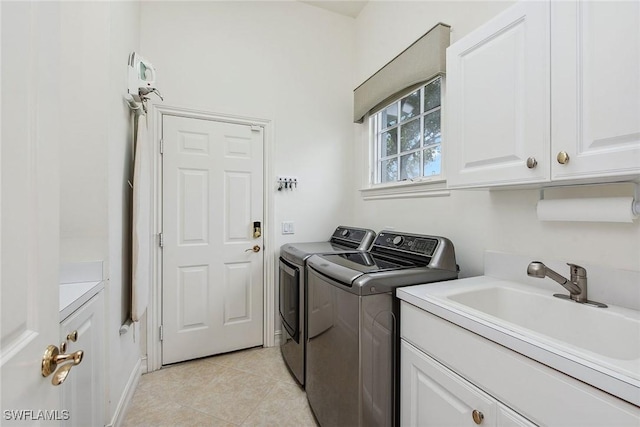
(279, 226, 376, 386)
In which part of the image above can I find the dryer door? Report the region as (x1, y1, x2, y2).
(278, 258, 299, 342)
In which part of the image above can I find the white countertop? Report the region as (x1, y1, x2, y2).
(60, 280, 104, 321)
(397, 276, 640, 407)
(59, 261, 104, 321)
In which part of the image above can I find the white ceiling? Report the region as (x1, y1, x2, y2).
(299, 1, 368, 18)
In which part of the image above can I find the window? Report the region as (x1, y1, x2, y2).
(371, 77, 442, 184)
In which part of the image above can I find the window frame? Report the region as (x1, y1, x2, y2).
(360, 76, 449, 200)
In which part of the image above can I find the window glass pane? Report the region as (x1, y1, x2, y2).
(400, 90, 420, 122)
(382, 104, 398, 128)
(381, 129, 398, 157)
(380, 158, 398, 183)
(400, 118, 420, 152)
(424, 78, 441, 111)
(424, 110, 441, 146)
(423, 145, 441, 176)
(400, 152, 421, 180)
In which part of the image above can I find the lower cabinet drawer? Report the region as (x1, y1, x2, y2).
(401, 339, 536, 426)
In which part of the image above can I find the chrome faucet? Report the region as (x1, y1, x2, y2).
(527, 261, 607, 308)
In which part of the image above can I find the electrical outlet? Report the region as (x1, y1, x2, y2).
(282, 221, 295, 235)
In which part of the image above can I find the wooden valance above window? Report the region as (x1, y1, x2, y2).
(353, 23, 451, 123)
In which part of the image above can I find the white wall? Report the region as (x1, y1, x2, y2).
(59, 2, 110, 262)
(58, 2, 142, 424)
(352, 1, 640, 278)
(106, 2, 144, 424)
(140, 1, 356, 247)
(139, 1, 357, 345)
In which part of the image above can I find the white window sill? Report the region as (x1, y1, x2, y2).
(359, 179, 450, 200)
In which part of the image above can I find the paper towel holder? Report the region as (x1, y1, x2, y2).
(537, 183, 640, 223)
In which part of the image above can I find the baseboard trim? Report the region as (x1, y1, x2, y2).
(106, 357, 142, 427)
(274, 329, 282, 346)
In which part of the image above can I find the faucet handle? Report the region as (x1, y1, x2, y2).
(567, 263, 586, 278)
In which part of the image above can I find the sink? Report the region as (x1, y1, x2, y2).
(447, 286, 640, 361)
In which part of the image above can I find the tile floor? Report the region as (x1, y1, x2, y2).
(123, 346, 318, 427)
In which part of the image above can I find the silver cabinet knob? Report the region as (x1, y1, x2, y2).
(526, 157, 537, 169)
(557, 151, 570, 164)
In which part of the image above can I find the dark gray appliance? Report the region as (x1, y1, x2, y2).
(305, 231, 458, 427)
(279, 226, 376, 387)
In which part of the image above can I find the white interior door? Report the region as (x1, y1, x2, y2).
(162, 115, 264, 365)
(1, 2, 63, 423)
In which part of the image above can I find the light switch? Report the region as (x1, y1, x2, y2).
(282, 221, 295, 235)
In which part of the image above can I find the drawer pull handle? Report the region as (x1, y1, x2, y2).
(472, 409, 484, 424)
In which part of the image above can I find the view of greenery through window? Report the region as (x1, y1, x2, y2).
(372, 77, 442, 184)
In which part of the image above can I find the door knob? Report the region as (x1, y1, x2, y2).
(42, 344, 84, 385)
(526, 157, 537, 169)
(245, 245, 261, 253)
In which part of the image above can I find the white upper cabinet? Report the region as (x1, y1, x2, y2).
(446, 0, 640, 189)
(446, 1, 550, 188)
(551, 0, 640, 181)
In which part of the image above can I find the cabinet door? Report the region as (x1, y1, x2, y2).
(59, 291, 105, 427)
(551, 1, 640, 181)
(401, 340, 496, 426)
(446, 1, 550, 188)
(497, 404, 537, 427)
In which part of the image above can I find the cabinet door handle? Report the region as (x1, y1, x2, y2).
(526, 157, 538, 169)
(557, 151, 570, 164)
(472, 409, 484, 424)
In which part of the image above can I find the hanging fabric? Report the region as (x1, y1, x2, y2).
(131, 111, 151, 322)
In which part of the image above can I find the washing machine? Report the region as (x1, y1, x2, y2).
(305, 230, 458, 427)
(279, 226, 376, 387)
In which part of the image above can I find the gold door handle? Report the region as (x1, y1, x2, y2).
(42, 344, 84, 386)
(245, 245, 261, 253)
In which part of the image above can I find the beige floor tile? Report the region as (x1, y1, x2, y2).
(241, 381, 318, 427)
(123, 347, 315, 427)
(182, 367, 275, 424)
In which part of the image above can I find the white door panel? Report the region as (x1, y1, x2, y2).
(446, 1, 550, 187)
(1, 2, 62, 423)
(551, 0, 640, 180)
(162, 116, 264, 365)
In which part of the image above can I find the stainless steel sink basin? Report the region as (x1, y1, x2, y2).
(447, 285, 640, 361)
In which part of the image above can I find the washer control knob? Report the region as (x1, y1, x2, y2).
(392, 236, 404, 246)
(341, 229, 350, 237)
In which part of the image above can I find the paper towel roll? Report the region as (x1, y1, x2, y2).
(536, 197, 638, 223)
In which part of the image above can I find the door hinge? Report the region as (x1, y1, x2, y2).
(159, 325, 163, 341)
(159, 138, 164, 154)
(159, 232, 164, 248)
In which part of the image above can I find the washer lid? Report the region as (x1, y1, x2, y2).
(315, 252, 420, 273)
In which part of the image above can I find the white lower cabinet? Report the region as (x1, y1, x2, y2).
(400, 301, 640, 426)
(59, 291, 105, 427)
(401, 339, 534, 427)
